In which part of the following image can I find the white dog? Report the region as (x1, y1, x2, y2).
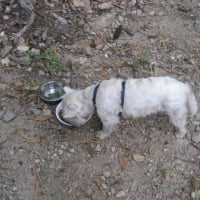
(61, 76, 198, 140)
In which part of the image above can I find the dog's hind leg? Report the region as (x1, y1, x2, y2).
(169, 110, 188, 139)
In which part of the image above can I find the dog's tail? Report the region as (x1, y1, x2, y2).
(187, 88, 198, 116)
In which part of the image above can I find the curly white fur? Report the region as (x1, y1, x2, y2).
(62, 76, 198, 140)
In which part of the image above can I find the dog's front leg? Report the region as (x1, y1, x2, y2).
(96, 116, 119, 140)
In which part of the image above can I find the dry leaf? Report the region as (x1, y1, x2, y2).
(191, 176, 200, 200)
(35, 114, 51, 121)
(93, 177, 103, 191)
(170, 195, 181, 200)
(16, 129, 47, 143)
(92, 192, 106, 200)
(192, 176, 199, 189)
(7, 91, 20, 99)
(118, 154, 128, 170)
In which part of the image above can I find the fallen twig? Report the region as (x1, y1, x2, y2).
(32, 167, 41, 200)
(16, 128, 48, 143)
(15, 12, 36, 38)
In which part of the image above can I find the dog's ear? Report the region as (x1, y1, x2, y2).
(63, 86, 74, 94)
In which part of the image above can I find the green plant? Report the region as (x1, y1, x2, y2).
(172, 179, 189, 192)
(25, 49, 69, 72)
(171, 1, 179, 10)
(156, 167, 173, 177)
(182, 67, 189, 74)
(139, 51, 150, 66)
(133, 51, 153, 72)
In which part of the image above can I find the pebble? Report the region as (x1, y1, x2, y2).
(149, 11, 155, 16)
(0, 45, 12, 58)
(103, 171, 111, 178)
(1, 57, 10, 66)
(35, 159, 40, 164)
(12, 186, 17, 192)
(192, 134, 200, 143)
(58, 149, 63, 155)
(3, 111, 17, 122)
(133, 153, 145, 162)
(0, 83, 8, 90)
(43, 109, 51, 116)
(111, 187, 115, 195)
(82, 46, 93, 56)
(17, 45, 29, 52)
(70, 148, 75, 153)
(111, 147, 115, 152)
(31, 48, 40, 54)
(95, 144, 102, 152)
(31, 108, 41, 116)
(116, 191, 126, 198)
(98, 2, 112, 10)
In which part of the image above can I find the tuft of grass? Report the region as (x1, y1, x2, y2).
(182, 67, 189, 74)
(153, 167, 174, 183)
(25, 49, 69, 72)
(133, 51, 152, 72)
(171, 1, 179, 10)
(156, 167, 173, 177)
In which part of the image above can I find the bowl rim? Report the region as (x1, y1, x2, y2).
(56, 102, 73, 126)
(39, 80, 64, 102)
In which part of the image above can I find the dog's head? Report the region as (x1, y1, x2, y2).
(61, 86, 93, 127)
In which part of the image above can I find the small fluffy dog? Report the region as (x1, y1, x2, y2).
(61, 76, 198, 140)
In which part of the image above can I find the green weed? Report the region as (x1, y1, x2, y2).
(25, 49, 69, 72)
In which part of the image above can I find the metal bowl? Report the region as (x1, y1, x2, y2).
(39, 81, 65, 104)
(56, 102, 72, 126)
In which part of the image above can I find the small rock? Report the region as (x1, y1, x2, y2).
(103, 171, 111, 178)
(73, 0, 91, 11)
(31, 48, 40, 54)
(12, 186, 17, 192)
(116, 191, 126, 198)
(82, 46, 93, 56)
(4, 6, 11, 14)
(70, 148, 75, 153)
(191, 190, 200, 199)
(149, 11, 155, 16)
(79, 57, 88, 64)
(17, 45, 29, 52)
(58, 149, 63, 155)
(98, 2, 112, 10)
(102, 183, 107, 189)
(192, 134, 200, 143)
(1, 57, 10, 66)
(52, 13, 68, 25)
(41, 30, 48, 41)
(9, 55, 31, 65)
(43, 109, 51, 116)
(95, 144, 102, 152)
(111, 147, 115, 152)
(0, 45, 12, 58)
(0, 83, 8, 90)
(31, 108, 41, 116)
(35, 159, 40, 164)
(111, 187, 115, 195)
(3, 111, 17, 122)
(38, 70, 45, 76)
(133, 153, 145, 162)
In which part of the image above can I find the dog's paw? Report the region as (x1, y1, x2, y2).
(95, 130, 110, 140)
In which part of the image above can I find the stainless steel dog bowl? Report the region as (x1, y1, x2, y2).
(39, 81, 65, 104)
(56, 102, 72, 126)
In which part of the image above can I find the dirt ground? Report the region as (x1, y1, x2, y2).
(0, 0, 200, 200)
